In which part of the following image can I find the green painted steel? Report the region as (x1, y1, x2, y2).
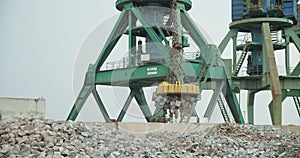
(66, 85, 94, 121)
(68, 0, 246, 124)
(151, 108, 165, 122)
(117, 89, 135, 122)
(230, 17, 294, 29)
(95, 64, 168, 87)
(262, 22, 282, 125)
(291, 62, 300, 76)
(218, 29, 238, 55)
(92, 89, 112, 123)
(285, 27, 300, 54)
(95, 9, 129, 71)
(116, 0, 192, 11)
(232, 76, 300, 90)
(232, 35, 237, 72)
(181, 10, 209, 59)
(133, 88, 153, 122)
(267, 62, 300, 121)
(222, 63, 245, 124)
(268, 90, 287, 124)
(157, 27, 170, 47)
(285, 35, 290, 76)
(221, 14, 300, 125)
(247, 91, 255, 125)
(94, 62, 230, 87)
(204, 81, 225, 120)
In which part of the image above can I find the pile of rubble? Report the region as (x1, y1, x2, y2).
(0, 118, 299, 157)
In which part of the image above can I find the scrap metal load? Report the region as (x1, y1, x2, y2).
(152, 82, 200, 122)
(150, 0, 200, 123)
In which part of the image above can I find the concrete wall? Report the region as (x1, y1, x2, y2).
(0, 97, 45, 122)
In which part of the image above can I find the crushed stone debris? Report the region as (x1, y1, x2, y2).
(0, 118, 299, 158)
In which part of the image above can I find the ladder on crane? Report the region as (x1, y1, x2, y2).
(217, 96, 231, 122)
(271, 31, 278, 43)
(292, 96, 300, 117)
(233, 42, 249, 76)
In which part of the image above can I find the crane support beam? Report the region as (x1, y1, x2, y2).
(222, 63, 245, 124)
(117, 89, 135, 122)
(181, 10, 209, 58)
(92, 88, 112, 123)
(204, 81, 225, 121)
(284, 27, 300, 54)
(247, 91, 255, 124)
(66, 85, 94, 121)
(262, 22, 282, 125)
(95, 9, 129, 70)
(218, 29, 238, 55)
(133, 87, 153, 122)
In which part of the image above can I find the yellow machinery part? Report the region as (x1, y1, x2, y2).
(156, 81, 200, 95)
(169, 84, 175, 93)
(181, 84, 188, 93)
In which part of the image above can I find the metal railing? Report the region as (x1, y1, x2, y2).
(106, 57, 128, 70)
(105, 51, 200, 70)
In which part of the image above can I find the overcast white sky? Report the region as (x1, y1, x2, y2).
(0, 0, 299, 125)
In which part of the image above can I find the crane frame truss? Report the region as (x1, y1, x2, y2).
(67, 2, 245, 123)
(219, 18, 300, 125)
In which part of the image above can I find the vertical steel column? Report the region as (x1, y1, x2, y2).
(232, 35, 237, 72)
(284, 28, 300, 76)
(262, 22, 282, 125)
(247, 91, 255, 124)
(285, 35, 290, 76)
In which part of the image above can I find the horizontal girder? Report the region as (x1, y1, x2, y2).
(94, 62, 228, 87)
(232, 76, 300, 91)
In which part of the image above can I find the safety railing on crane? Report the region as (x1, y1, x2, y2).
(105, 51, 200, 70)
(106, 57, 129, 70)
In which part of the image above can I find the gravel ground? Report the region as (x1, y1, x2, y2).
(0, 118, 299, 158)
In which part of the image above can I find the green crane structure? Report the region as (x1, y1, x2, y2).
(220, 0, 300, 125)
(66, 0, 245, 123)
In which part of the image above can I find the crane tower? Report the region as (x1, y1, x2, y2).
(220, 0, 300, 125)
(67, 0, 246, 123)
